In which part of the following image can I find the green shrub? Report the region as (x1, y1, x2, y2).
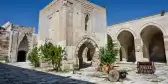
(39, 42, 63, 71)
(28, 46, 40, 67)
(99, 35, 118, 66)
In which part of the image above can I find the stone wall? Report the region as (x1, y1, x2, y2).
(38, 0, 107, 70)
(38, 0, 107, 47)
(0, 31, 10, 61)
(107, 12, 168, 63)
(1, 22, 34, 63)
(9, 24, 34, 62)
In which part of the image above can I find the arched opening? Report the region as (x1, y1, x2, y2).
(17, 36, 29, 62)
(76, 38, 98, 69)
(141, 25, 166, 63)
(117, 30, 136, 62)
(85, 14, 89, 31)
(17, 50, 26, 62)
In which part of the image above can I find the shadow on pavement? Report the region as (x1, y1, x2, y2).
(0, 63, 95, 84)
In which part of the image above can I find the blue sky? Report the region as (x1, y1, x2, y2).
(0, 0, 168, 34)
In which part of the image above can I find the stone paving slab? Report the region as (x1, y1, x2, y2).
(1, 62, 168, 84)
(0, 63, 94, 84)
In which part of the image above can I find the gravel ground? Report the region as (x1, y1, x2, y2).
(1, 62, 168, 84)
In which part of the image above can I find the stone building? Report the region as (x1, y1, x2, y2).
(107, 11, 168, 64)
(0, 27, 10, 61)
(0, 22, 35, 63)
(38, 0, 107, 69)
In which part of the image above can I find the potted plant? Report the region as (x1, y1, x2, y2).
(99, 47, 116, 72)
(99, 35, 118, 72)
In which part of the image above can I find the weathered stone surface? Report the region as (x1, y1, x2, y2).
(108, 12, 168, 63)
(0, 63, 94, 84)
(0, 31, 10, 61)
(1, 22, 35, 63)
(2, 62, 168, 84)
(38, 0, 106, 70)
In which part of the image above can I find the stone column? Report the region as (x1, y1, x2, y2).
(61, 46, 75, 70)
(122, 47, 127, 62)
(7, 31, 13, 62)
(116, 44, 127, 63)
(134, 39, 144, 62)
(164, 35, 168, 64)
(118, 46, 127, 63)
(10, 31, 19, 62)
(62, 4, 67, 46)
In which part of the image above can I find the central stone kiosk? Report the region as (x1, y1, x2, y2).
(38, 0, 107, 70)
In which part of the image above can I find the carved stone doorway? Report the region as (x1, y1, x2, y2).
(75, 37, 99, 69)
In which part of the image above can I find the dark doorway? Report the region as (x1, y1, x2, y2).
(117, 30, 136, 62)
(141, 25, 167, 63)
(17, 50, 26, 62)
(78, 42, 96, 69)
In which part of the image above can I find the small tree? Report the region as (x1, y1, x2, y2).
(52, 45, 62, 71)
(107, 34, 118, 64)
(28, 46, 40, 67)
(39, 42, 63, 71)
(99, 35, 118, 71)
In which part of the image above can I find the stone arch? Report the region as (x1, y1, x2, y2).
(140, 24, 167, 63)
(140, 22, 167, 36)
(117, 30, 136, 62)
(107, 34, 120, 47)
(75, 35, 99, 48)
(75, 37, 99, 69)
(17, 35, 29, 62)
(107, 33, 115, 40)
(18, 33, 32, 50)
(116, 28, 137, 39)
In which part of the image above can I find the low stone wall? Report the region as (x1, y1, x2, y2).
(40, 59, 53, 70)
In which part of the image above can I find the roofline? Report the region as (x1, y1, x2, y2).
(108, 10, 168, 27)
(40, 0, 60, 13)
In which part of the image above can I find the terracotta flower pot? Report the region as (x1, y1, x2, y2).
(102, 65, 109, 72)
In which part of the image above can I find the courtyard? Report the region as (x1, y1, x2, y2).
(1, 62, 168, 84)
(0, 0, 168, 84)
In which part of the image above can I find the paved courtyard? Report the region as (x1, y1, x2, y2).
(1, 62, 168, 84)
(0, 62, 94, 84)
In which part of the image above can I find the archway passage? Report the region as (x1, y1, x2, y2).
(141, 25, 166, 63)
(118, 30, 136, 62)
(17, 36, 29, 62)
(76, 38, 98, 69)
(17, 50, 26, 62)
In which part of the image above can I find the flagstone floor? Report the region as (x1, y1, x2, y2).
(1, 62, 168, 84)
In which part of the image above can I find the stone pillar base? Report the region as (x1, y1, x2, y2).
(61, 60, 74, 71)
(135, 52, 143, 62)
(61, 46, 76, 71)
